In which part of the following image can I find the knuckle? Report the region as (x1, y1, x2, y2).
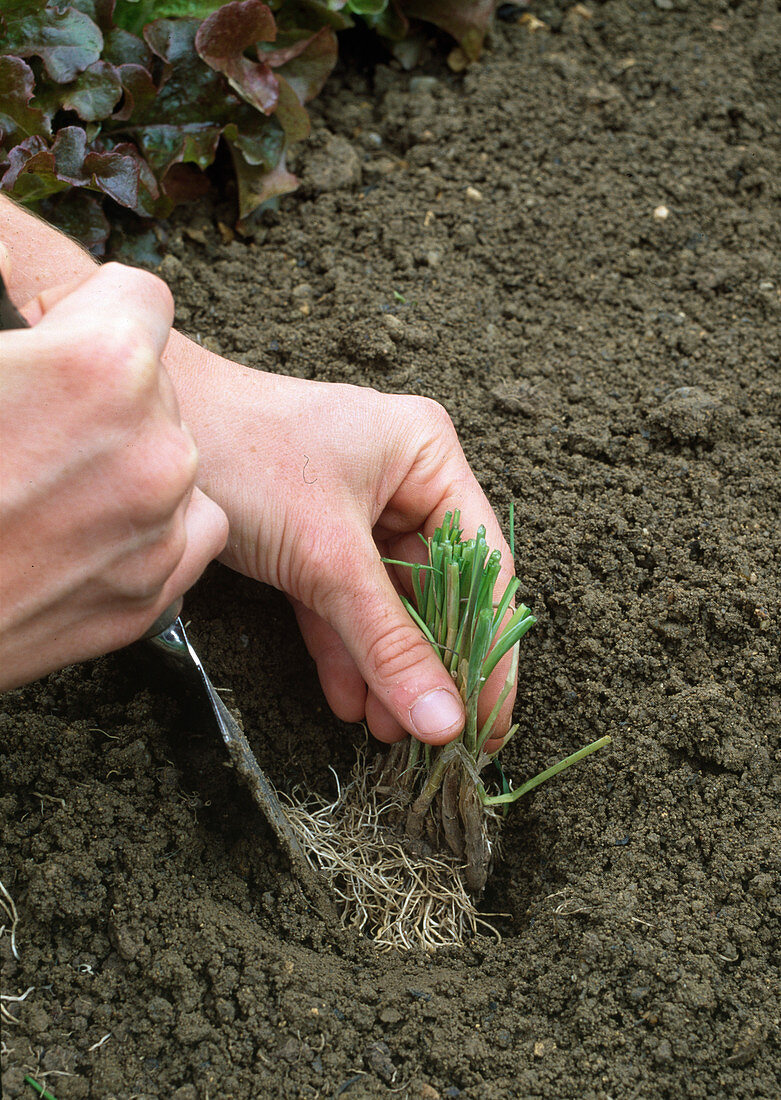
(86, 318, 160, 404)
(290, 517, 357, 604)
(108, 518, 186, 604)
(411, 396, 454, 435)
(125, 428, 197, 526)
(363, 617, 433, 684)
(104, 263, 174, 314)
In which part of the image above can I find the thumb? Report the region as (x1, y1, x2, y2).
(20, 273, 95, 326)
(321, 543, 466, 745)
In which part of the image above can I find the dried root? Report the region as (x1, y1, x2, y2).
(283, 748, 503, 951)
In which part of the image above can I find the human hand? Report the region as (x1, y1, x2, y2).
(0, 257, 228, 690)
(166, 350, 517, 750)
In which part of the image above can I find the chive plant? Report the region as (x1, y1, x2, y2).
(382, 509, 610, 891)
(284, 509, 610, 949)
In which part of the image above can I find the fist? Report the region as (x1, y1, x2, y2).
(0, 261, 228, 689)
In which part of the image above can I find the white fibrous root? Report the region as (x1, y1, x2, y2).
(283, 749, 503, 951)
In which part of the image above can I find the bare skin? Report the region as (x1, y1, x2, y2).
(0, 255, 228, 689)
(0, 197, 516, 749)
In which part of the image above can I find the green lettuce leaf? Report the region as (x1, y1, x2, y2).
(59, 59, 124, 121)
(3, 2, 104, 82)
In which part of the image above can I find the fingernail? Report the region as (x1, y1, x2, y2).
(410, 688, 463, 740)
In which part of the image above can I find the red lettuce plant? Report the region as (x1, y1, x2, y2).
(1, 0, 496, 250)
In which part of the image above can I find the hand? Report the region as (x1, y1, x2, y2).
(0, 197, 515, 740)
(0, 257, 228, 690)
(166, 349, 517, 750)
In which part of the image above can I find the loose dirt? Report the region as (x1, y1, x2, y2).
(2, 2, 779, 1097)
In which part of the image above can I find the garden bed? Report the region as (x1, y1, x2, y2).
(1, 2, 779, 1097)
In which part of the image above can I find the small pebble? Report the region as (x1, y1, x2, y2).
(409, 76, 438, 94)
(465, 186, 483, 202)
(653, 205, 670, 220)
(378, 1006, 402, 1025)
(363, 156, 397, 176)
(447, 47, 468, 73)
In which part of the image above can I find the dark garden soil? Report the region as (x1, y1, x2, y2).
(2, 2, 780, 1097)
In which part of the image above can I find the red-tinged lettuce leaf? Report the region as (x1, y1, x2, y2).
(274, 75, 310, 140)
(0, 56, 50, 142)
(102, 25, 154, 67)
(1, 124, 92, 190)
(262, 26, 338, 104)
(83, 142, 159, 214)
(158, 160, 211, 204)
(112, 62, 158, 121)
(2, 127, 94, 195)
(400, 0, 495, 59)
(47, 125, 91, 182)
(228, 139, 297, 219)
(143, 15, 201, 63)
(196, 0, 276, 50)
(135, 122, 222, 174)
(195, 0, 279, 116)
(40, 187, 111, 253)
(1, 125, 160, 216)
(142, 18, 237, 126)
(60, 59, 124, 121)
(3, 2, 104, 82)
(1, 136, 72, 203)
(224, 112, 284, 169)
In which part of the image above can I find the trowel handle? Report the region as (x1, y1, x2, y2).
(0, 272, 30, 331)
